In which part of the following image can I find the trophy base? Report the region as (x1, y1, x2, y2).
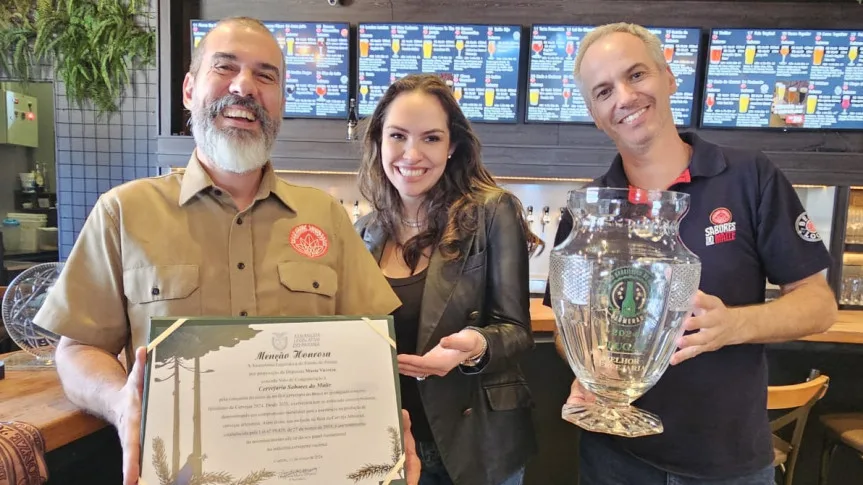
(562, 402, 663, 437)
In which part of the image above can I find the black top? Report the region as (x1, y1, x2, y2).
(544, 132, 832, 479)
(387, 268, 434, 443)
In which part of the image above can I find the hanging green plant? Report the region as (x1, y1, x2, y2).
(0, 0, 156, 115)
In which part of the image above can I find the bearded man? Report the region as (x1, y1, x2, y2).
(33, 17, 419, 485)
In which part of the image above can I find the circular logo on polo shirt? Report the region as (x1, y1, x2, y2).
(289, 224, 329, 258)
(795, 212, 821, 242)
(709, 207, 732, 225)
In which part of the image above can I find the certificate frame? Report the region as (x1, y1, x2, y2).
(140, 315, 407, 485)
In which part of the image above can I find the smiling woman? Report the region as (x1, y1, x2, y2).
(354, 73, 542, 485)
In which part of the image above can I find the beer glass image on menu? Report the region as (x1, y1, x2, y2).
(841, 95, 851, 112)
(549, 188, 701, 437)
(664, 44, 674, 63)
(566, 41, 575, 59)
(454, 86, 463, 103)
(532, 39, 544, 56)
(706, 93, 716, 110)
(813, 45, 825, 65)
(488, 40, 497, 59)
(359, 85, 369, 102)
(788, 86, 800, 104)
(286, 37, 295, 56)
(456, 39, 464, 57)
(530, 88, 540, 106)
(850, 46, 859, 64)
(485, 88, 495, 107)
(710, 46, 722, 63)
(798, 86, 809, 104)
(391, 38, 400, 56)
(744, 45, 757, 65)
(359, 38, 370, 57)
(806, 94, 818, 114)
(780, 44, 790, 63)
(423, 40, 433, 59)
(775, 82, 787, 102)
(739, 93, 750, 113)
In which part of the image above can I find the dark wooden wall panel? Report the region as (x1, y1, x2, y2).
(158, 0, 863, 185)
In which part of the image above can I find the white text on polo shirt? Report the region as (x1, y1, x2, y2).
(705, 222, 737, 246)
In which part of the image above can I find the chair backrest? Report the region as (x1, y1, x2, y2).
(767, 373, 830, 485)
(768, 374, 830, 410)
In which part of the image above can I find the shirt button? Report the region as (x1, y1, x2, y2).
(236, 218, 243, 225)
(151, 287, 160, 296)
(237, 262, 245, 270)
(312, 281, 320, 289)
(468, 310, 480, 320)
(240, 311, 248, 317)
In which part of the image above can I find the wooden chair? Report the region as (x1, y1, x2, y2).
(818, 413, 863, 485)
(767, 373, 830, 485)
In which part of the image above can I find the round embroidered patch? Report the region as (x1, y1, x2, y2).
(795, 212, 821, 242)
(709, 207, 732, 225)
(289, 224, 329, 258)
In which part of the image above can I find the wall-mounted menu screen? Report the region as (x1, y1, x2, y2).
(701, 29, 863, 130)
(357, 23, 523, 123)
(525, 25, 701, 126)
(191, 20, 351, 119)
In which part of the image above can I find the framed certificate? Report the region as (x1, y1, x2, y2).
(139, 316, 407, 485)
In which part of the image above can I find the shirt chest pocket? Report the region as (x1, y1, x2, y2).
(123, 265, 202, 318)
(277, 261, 338, 316)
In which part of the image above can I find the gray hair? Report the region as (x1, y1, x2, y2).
(573, 23, 667, 104)
(189, 17, 282, 76)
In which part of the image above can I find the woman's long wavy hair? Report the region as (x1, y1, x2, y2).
(357, 73, 543, 272)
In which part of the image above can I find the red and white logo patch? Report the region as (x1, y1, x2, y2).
(795, 212, 822, 242)
(289, 224, 329, 259)
(705, 207, 736, 246)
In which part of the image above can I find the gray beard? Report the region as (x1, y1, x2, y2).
(190, 97, 279, 174)
(192, 118, 272, 174)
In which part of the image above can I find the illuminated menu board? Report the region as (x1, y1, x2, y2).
(357, 23, 523, 123)
(191, 20, 351, 119)
(702, 29, 863, 130)
(525, 25, 701, 126)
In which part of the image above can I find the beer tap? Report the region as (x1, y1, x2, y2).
(558, 207, 566, 224)
(352, 200, 361, 223)
(526, 206, 534, 230)
(541, 206, 551, 234)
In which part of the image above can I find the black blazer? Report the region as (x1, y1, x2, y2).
(355, 192, 537, 485)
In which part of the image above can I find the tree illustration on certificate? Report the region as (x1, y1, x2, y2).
(148, 323, 276, 485)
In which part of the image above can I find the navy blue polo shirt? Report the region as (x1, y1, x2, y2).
(543, 132, 832, 478)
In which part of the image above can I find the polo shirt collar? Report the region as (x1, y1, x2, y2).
(603, 132, 727, 188)
(178, 151, 297, 211)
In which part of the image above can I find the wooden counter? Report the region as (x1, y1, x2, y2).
(529, 298, 863, 345)
(0, 353, 107, 452)
(0, 301, 859, 456)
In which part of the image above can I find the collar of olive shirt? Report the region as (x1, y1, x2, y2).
(177, 151, 298, 211)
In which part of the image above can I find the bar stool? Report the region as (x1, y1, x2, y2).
(818, 413, 863, 485)
(768, 373, 830, 485)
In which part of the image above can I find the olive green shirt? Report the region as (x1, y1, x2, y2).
(34, 153, 401, 355)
